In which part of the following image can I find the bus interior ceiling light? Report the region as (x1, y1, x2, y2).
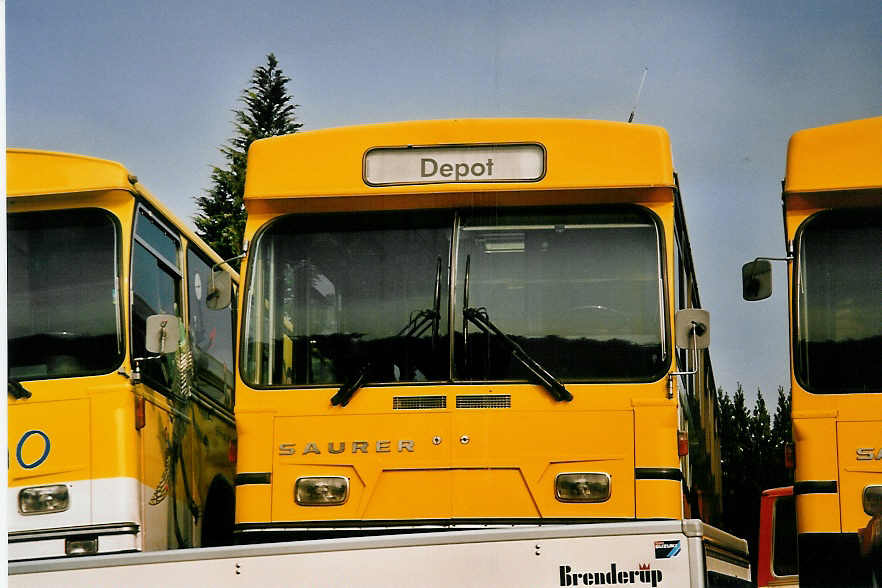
(479, 233, 526, 254)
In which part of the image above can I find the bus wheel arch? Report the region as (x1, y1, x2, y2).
(200, 476, 235, 547)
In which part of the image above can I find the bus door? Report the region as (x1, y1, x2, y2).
(7, 208, 123, 537)
(131, 205, 196, 548)
(794, 208, 882, 536)
(185, 247, 237, 515)
(247, 210, 456, 521)
(449, 206, 662, 519)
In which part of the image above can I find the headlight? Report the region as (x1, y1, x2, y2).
(19, 484, 70, 514)
(295, 476, 349, 506)
(863, 485, 882, 516)
(555, 473, 611, 503)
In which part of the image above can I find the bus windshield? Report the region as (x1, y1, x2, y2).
(242, 206, 665, 388)
(795, 208, 882, 393)
(243, 210, 453, 387)
(8, 209, 123, 380)
(457, 207, 665, 382)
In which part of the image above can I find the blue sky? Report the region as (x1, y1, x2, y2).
(7, 0, 881, 406)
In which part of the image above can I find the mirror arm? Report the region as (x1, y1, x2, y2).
(745, 256, 793, 283)
(750, 255, 792, 264)
(667, 321, 704, 399)
(210, 252, 246, 273)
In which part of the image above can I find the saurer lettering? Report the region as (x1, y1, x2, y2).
(279, 440, 415, 456)
(856, 448, 882, 460)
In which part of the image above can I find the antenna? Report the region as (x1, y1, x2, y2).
(627, 67, 648, 123)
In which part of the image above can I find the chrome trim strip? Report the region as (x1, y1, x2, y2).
(9, 523, 139, 542)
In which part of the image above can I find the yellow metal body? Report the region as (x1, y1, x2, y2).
(783, 118, 882, 560)
(7, 149, 238, 559)
(235, 119, 722, 535)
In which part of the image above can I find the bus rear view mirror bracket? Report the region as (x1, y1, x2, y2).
(667, 309, 710, 399)
(741, 256, 792, 301)
(145, 314, 180, 354)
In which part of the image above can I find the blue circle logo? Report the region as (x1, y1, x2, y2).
(16, 430, 50, 469)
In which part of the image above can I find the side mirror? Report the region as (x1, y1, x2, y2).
(206, 269, 232, 310)
(675, 308, 710, 350)
(145, 314, 180, 354)
(742, 259, 772, 301)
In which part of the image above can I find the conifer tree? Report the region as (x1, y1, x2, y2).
(770, 386, 794, 484)
(194, 53, 302, 264)
(731, 383, 752, 471)
(717, 384, 790, 576)
(750, 391, 773, 489)
(770, 386, 792, 451)
(718, 384, 756, 551)
(717, 386, 736, 513)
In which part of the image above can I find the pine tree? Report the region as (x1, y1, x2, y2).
(717, 384, 790, 576)
(750, 390, 772, 490)
(194, 53, 302, 264)
(719, 384, 754, 546)
(770, 386, 794, 485)
(731, 383, 751, 471)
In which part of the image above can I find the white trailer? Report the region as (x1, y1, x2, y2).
(9, 520, 750, 587)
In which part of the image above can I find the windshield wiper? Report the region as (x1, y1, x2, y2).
(331, 258, 443, 408)
(8, 378, 32, 400)
(462, 307, 573, 402)
(330, 362, 371, 407)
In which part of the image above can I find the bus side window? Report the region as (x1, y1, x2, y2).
(132, 207, 182, 393)
(673, 229, 688, 378)
(187, 248, 236, 409)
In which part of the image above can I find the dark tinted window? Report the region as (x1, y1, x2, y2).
(132, 208, 181, 391)
(8, 209, 123, 379)
(187, 248, 235, 407)
(136, 208, 179, 268)
(456, 207, 665, 381)
(241, 206, 666, 388)
(795, 209, 882, 393)
(772, 494, 798, 577)
(243, 211, 452, 386)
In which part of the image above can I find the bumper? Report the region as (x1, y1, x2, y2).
(8, 523, 140, 561)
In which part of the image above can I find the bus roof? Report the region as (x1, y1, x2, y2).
(6, 148, 135, 197)
(785, 116, 882, 193)
(244, 118, 675, 202)
(7, 148, 237, 273)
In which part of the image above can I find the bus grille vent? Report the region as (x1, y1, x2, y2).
(393, 396, 447, 410)
(456, 395, 512, 409)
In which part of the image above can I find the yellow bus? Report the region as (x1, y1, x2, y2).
(7, 149, 239, 560)
(743, 116, 882, 585)
(232, 119, 723, 542)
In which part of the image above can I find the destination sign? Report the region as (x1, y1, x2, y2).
(364, 144, 545, 186)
